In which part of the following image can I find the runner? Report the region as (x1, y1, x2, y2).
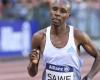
(27, 0, 100, 80)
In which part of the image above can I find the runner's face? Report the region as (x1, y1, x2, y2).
(50, 3, 71, 26)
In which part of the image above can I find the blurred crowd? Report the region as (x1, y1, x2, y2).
(0, 0, 100, 37)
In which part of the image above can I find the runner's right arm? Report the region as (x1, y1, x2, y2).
(27, 32, 42, 77)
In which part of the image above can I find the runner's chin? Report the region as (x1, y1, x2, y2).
(51, 20, 61, 26)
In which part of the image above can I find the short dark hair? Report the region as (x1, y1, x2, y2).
(53, 0, 72, 10)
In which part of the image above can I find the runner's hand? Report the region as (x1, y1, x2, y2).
(29, 49, 40, 64)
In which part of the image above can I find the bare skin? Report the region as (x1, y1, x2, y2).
(27, 0, 100, 80)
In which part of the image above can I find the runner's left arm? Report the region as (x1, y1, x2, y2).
(80, 32, 100, 80)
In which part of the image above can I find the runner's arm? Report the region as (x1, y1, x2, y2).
(27, 32, 42, 77)
(79, 32, 100, 80)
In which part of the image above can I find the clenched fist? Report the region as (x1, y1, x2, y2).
(29, 49, 40, 64)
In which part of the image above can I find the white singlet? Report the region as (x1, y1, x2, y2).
(42, 26, 83, 80)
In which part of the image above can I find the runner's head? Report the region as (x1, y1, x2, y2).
(50, 0, 71, 26)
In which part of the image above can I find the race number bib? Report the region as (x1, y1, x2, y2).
(46, 63, 74, 80)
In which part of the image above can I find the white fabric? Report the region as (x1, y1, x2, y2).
(42, 26, 82, 80)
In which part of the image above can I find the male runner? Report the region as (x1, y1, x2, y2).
(27, 0, 100, 80)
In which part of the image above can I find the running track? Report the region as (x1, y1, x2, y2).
(0, 54, 100, 80)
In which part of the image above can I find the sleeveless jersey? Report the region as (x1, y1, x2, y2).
(42, 26, 83, 80)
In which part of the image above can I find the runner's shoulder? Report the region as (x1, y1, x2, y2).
(32, 27, 47, 42)
(74, 28, 90, 44)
